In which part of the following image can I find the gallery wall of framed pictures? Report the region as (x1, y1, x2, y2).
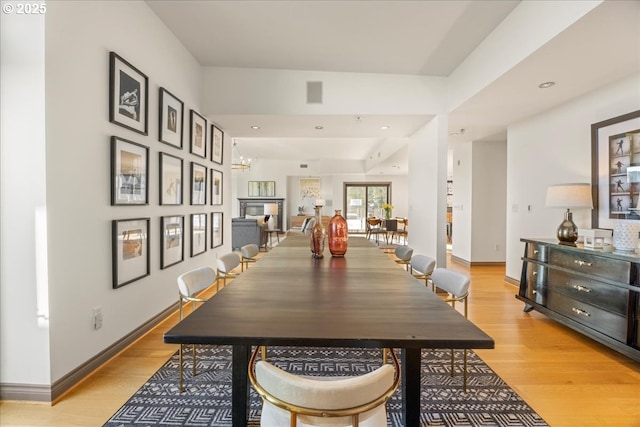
(108, 50, 228, 289)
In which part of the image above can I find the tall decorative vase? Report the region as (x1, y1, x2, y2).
(384, 209, 391, 220)
(310, 205, 325, 258)
(328, 210, 348, 257)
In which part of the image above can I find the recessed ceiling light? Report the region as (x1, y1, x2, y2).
(315, 126, 324, 130)
(250, 125, 260, 130)
(380, 125, 390, 130)
(538, 81, 555, 89)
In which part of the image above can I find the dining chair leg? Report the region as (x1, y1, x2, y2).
(463, 349, 468, 393)
(179, 344, 184, 393)
(450, 348, 468, 393)
(192, 344, 196, 376)
(450, 348, 454, 380)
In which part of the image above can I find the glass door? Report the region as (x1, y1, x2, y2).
(344, 183, 390, 233)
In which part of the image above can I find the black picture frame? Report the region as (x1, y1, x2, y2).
(190, 110, 207, 158)
(109, 52, 148, 135)
(211, 212, 223, 248)
(592, 110, 640, 228)
(191, 213, 207, 257)
(191, 162, 207, 205)
(112, 218, 150, 289)
(161, 215, 184, 269)
(159, 152, 183, 205)
(211, 169, 223, 205)
(110, 136, 149, 205)
(159, 87, 184, 149)
(211, 124, 224, 165)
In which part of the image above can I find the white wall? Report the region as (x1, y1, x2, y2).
(1, 0, 237, 388)
(407, 116, 448, 266)
(471, 140, 507, 262)
(202, 67, 447, 116)
(506, 73, 640, 280)
(1, 7, 50, 386)
(451, 141, 472, 261)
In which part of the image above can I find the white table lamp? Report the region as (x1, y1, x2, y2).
(264, 203, 278, 230)
(545, 183, 593, 244)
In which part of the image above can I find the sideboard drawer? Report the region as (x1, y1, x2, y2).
(549, 248, 631, 284)
(524, 263, 546, 304)
(526, 242, 548, 262)
(547, 269, 628, 315)
(547, 290, 627, 342)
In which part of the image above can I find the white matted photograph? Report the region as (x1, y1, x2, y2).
(191, 162, 207, 205)
(191, 213, 207, 257)
(211, 212, 223, 248)
(112, 218, 150, 288)
(159, 87, 184, 148)
(110, 136, 148, 205)
(190, 110, 207, 158)
(160, 152, 183, 205)
(211, 169, 223, 205)
(161, 215, 184, 269)
(211, 124, 223, 164)
(109, 52, 148, 135)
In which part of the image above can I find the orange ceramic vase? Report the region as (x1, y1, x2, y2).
(328, 210, 348, 257)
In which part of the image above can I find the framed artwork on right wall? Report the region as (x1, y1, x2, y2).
(592, 110, 640, 228)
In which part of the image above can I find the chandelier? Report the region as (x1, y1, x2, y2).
(231, 142, 251, 171)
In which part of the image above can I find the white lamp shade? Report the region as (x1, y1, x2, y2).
(264, 203, 279, 216)
(545, 183, 593, 209)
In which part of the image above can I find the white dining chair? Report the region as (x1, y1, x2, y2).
(430, 268, 471, 392)
(249, 346, 400, 427)
(410, 254, 436, 288)
(394, 245, 413, 271)
(216, 252, 241, 290)
(176, 266, 217, 392)
(240, 243, 259, 272)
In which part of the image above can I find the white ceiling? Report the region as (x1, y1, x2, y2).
(146, 0, 640, 174)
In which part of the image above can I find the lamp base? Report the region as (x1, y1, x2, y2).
(267, 215, 275, 231)
(557, 210, 578, 243)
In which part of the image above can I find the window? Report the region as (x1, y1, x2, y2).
(344, 183, 391, 233)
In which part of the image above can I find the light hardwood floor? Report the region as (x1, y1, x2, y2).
(2, 247, 639, 427)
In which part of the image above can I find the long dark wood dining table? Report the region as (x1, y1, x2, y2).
(164, 234, 494, 427)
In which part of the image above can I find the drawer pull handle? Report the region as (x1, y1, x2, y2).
(533, 250, 539, 255)
(532, 271, 537, 276)
(574, 259, 592, 267)
(532, 290, 537, 295)
(571, 307, 590, 317)
(572, 284, 592, 293)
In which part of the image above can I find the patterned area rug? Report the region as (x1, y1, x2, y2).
(104, 346, 548, 427)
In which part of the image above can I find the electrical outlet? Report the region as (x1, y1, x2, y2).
(93, 307, 103, 330)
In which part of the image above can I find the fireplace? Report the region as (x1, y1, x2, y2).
(238, 198, 284, 230)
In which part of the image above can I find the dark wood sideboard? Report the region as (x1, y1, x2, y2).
(517, 238, 640, 362)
